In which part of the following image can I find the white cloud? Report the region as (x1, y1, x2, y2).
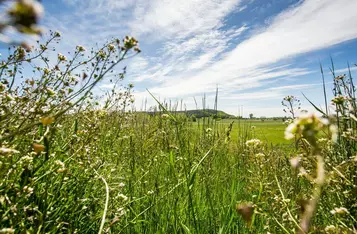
(40, 0, 357, 116)
(267, 83, 322, 91)
(334, 66, 357, 74)
(129, 0, 242, 39)
(135, 0, 357, 110)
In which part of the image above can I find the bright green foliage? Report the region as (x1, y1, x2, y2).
(0, 34, 356, 234)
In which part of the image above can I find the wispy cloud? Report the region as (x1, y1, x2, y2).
(334, 66, 357, 74)
(128, 0, 242, 39)
(40, 0, 357, 116)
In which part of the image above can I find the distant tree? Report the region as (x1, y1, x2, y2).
(249, 113, 254, 119)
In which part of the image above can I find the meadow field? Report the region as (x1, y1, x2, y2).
(202, 119, 288, 145)
(0, 30, 356, 234)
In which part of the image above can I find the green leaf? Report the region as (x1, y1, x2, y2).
(301, 92, 326, 116)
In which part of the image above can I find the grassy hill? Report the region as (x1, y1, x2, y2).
(145, 109, 235, 119)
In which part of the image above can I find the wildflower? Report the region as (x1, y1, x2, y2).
(205, 128, 212, 133)
(334, 74, 345, 81)
(98, 50, 106, 59)
(162, 113, 169, 119)
(245, 139, 263, 149)
(40, 116, 55, 125)
(317, 138, 328, 144)
(55, 160, 65, 168)
(331, 95, 346, 105)
(329, 125, 338, 142)
(284, 113, 337, 143)
(290, 156, 301, 169)
(46, 88, 56, 96)
(76, 45, 85, 52)
(20, 155, 33, 166)
(324, 225, 336, 233)
(107, 44, 115, 51)
(57, 53, 67, 61)
(8, 0, 44, 34)
(342, 128, 353, 139)
(0, 83, 6, 92)
(117, 194, 128, 201)
(33, 143, 45, 153)
(251, 126, 256, 130)
(42, 68, 50, 75)
(118, 182, 125, 188)
(330, 207, 349, 215)
(147, 190, 154, 195)
(123, 36, 138, 49)
(0, 147, 19, 156)
(54, 31, 61, 37)
(0, 228, 15, 233)
(117, 207, 126, 217)
(23, 186, 34, 195)
(298, 168, 308, 177)
(284, 119, 293, 125)
(56, 168, 66, 173)
(5, 94, 14, 102)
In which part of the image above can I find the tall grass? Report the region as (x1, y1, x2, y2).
(0, 35, 356, 233)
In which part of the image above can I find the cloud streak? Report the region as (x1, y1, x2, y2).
(41, 0, 357, 116)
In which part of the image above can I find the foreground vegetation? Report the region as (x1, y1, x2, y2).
(0, 33, 356, 234)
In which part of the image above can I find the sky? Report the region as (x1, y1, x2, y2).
(8, 0, 357, 117)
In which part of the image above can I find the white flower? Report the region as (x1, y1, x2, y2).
(289, 156, 301, 169)
(76, 45, 86, 52)
(57, 53, 67, 61)
(117, 207, 126, 217)
(330, 207, 349, 215)
(23, 186, 34, 195)
(325, 225, 336, 232)
(0, 147, 19, 156)
(20, 155, 33, 164)
(118, 182, 125, 188)
(147, 190, 154, 195)
(55, 160, 65, 168)
(284, 113, 336, 142)
(255, 153, 264, 158)
(0, 228, 15, 234)
(117, 194, 128, 201)
(329, 125, 338, 142)
(245, 139, 263, 148)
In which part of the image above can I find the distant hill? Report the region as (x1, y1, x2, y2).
(143, 109, 235, 119)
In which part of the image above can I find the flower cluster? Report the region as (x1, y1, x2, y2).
(284, 113, 337, 144)
(55, 160, 66, 173)
(245, 139, 263, 149)
(330, 207, 349, 215)
(331, 95, 347, 105)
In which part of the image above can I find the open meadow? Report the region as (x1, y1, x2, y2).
(1, 1, 357, 234)
(203, 119, 289, 145)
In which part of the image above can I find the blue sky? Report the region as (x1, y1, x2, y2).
(13, 0, 357, 116)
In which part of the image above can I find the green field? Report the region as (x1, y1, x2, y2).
(195, 119, 289, 145)
(1, 28, 356, 233)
